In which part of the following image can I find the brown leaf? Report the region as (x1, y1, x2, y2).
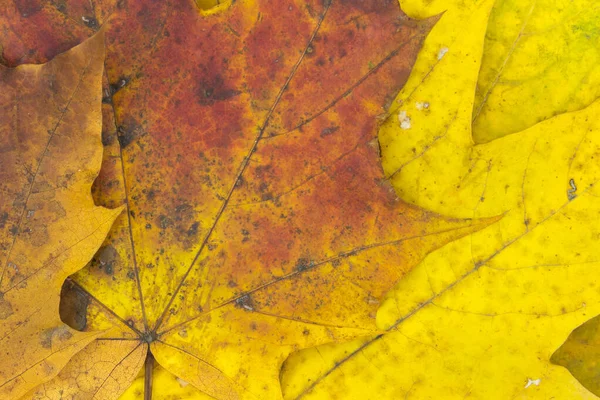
(0, 32, 122, 397)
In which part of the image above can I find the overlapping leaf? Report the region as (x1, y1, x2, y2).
(0, 33, 121, 398)
(472, 0, 600, 142)
(281, 0, 600, 398)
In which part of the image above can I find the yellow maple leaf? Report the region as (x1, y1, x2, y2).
(472, 0, 600, 143)
(0, 32, 122, 398)
(281, 0, 600, 398)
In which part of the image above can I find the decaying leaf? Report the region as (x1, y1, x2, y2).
(0, 32, 122, 398)
(280, 0, 600, 398)
(1, 0, 495, 398)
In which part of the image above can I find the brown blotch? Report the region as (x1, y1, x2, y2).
(320, 126, 339, 137)
(196, 73, 241, 106)
(117, 118, 146, 148)
(39, 326, 73, 349)
(93, 245, 120, 276)
(14, 0, 42, 17)
(0, 293, 14, 320)
(47, 200, 66, 219)
(295, 258, 313, 272)
(28, 225, 49, 247)
(59, 280, 90, 331)
(31, 181, 55, 197)
(0, 212, 8, 228)
(187, 221, 199, 236)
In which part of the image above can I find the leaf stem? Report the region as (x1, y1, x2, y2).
(144, 349, 154, 400)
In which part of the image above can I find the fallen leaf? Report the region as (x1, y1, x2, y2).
(473, 0, 600, 142)
(281, 0, 600, 398)
(398, 0, 600, 144)
(2, 0, 493, 398)
(0, 32, 122, 398)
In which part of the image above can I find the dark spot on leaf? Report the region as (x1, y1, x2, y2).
(320, 126, 339, 137)
(117, 119, 146, 148)
(235, 295, 254, 311)
(14, 0, 42, 17)
(0, 293, 14, 320)
(9, 225, 18, 236)
(59, 280, 90, 331)
(40, 326, 73, 349)
(261, 192, 274, 201)
(187, 222, 199, 236)
(0, 212, 8, 228)
(81, 16, 99, 29)
(93, 245, 120, 276)
(235, 176, 245, 188)
(158, 214, 172, 229)
(196, 73, 240, 106)
(295, 258, 313, 272)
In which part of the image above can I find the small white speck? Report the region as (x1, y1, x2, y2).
(437, 47, 449, 60)
(398, 110, 411, 130)
(26, 210, 34, 218)
(243, 304, 254, 311)
(81, 16, 90, 23)
(176, 377, 189, 387)
(524, 378, 541, 389)
(415, 101, 430, 111)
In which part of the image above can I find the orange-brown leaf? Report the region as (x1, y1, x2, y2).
(2, 1, 493, 398)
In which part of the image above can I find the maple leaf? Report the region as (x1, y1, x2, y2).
(279, 0, 600, 398)
(0, 0, 494, 398)
(0, 32, 122, 398)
